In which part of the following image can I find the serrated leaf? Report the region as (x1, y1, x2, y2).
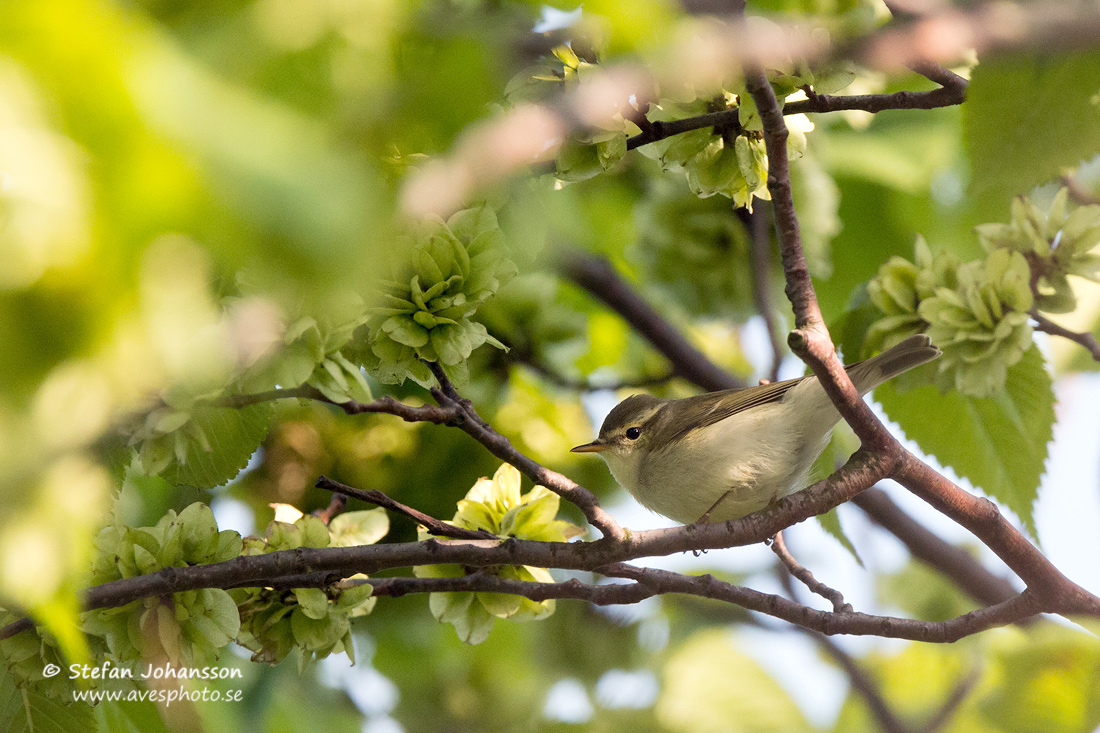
(875, 345, 1053, 535)
(164, 403, 272, 489)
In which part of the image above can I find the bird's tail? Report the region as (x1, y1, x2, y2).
(847, 334, 941, 394)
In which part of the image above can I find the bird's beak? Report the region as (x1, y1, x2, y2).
(570, 440, 609, 454)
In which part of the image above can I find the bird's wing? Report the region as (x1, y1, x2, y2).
(651, 375, 810, 446)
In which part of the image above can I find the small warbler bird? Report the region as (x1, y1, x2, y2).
(571, 334, 940, 524)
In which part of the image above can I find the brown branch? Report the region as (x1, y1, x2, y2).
(424, 360, 625, 541)
(362, 574, 655, 606)
(917, 665, 982, 733)
(315, 475, 496, 541)
(895, 456, 1100, 617)
(220, 385, 461, 425)
(313, 493, 347, 525)
(625, 79, 967, 153)
(560, 252, 744, 391)
(3, 447, 1093, 646)
(770, 531, 852, 613)
(852, 1, 1100, 72)
(745, 58, 897, 457)
(740, 24, 1100, 624)
(604, 563, 1043, 642)
(0, 616, 34, 642)
(1031, 310, 1100, 363)
(554, 251, 1056, 611)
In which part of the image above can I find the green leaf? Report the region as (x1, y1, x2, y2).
(0, 673, 95, 731)
(328, 508, 389, 547)
(290, 608, 344, 651)
(555, 138, 604, 183)
(477, 591, 522, 619)
(875, 345, 1053, 535)
(164, 403, 272, 489)
(293, 588, 331, 620)
(965, 52, 1100, 218)
(816, 507, 862, 567)
(177, 503, 219, 563)
(295, 515, 331, 549)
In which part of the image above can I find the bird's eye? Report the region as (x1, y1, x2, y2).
(625, 427, 641, 440)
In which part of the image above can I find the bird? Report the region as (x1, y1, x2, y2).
(571, 334, 940, 524)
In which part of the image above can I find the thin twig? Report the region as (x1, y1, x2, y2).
(1031, 309, 1100, 363)
(361, 574, 655, 606)
(424, 361, 625, 540)
(625, 82, 966, 152)
(221, 385, 461, 425)
(816, 634, 913, 733)
(316, 476, 496, 541)
(313, 494, 347, 525)
(0, 616, 33, 642)
(770, 531, 852, 613)
(602, 563, 1042, 642)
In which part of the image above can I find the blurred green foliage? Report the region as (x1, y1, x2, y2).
(2, 0, 1100, 731)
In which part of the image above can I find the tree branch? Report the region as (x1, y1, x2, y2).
(363, 574, 655, 606)
(315, 476, 496, 541)
(814, 631, 913, 733)
(220, 386, 461, 425)
(554, 251, 1058, 612)
(604, 563, 1043, 642)
(741, 28, 1100, 623)
(625, 81, 967, 153)
(5, 443, 1094, 646)
(424, 361, 626, 541)
(560, 252, 744, 391)
(770, 530, 852, 613)
(1031, 310, 1100, 363)
(894, 455, 1100, 617)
